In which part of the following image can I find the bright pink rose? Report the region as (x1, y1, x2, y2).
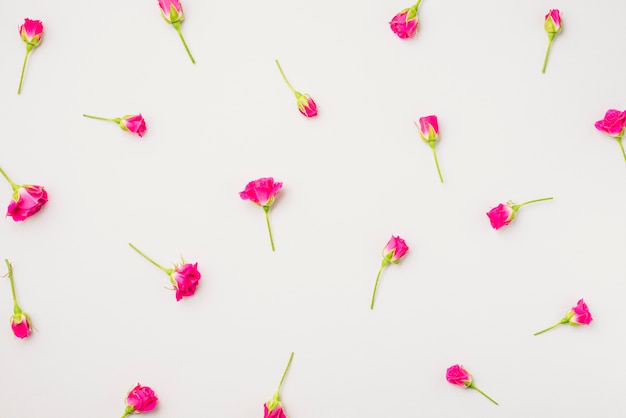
(594, 109, 626, 138)
(172, 263, 201, 301)
(7, 185, 48, 221)
(120, 114, 147, 138)
(240, 178, 283, 207)
(568, 298, 593, 325)
(10, 312, 31, 339)
(544, 9, 561, 33)
(382, 236, 409, 263)
(417, 115, 439, 142)
(390, 8, 418, 39)
(446, 364, 472, 387)
(264, 403, 287, 418)
(19, 18, 43, 46)
(158, 0, 184, 23)
(125, 383, 158, 413)
(486, 203, 514, 230)
(296, 93, 318, 118)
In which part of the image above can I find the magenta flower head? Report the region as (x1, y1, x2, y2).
(240, 177, 283, 251)
(534, 299, 593, 336)
(275, 60, 318, 118)
(542, 9, 562, 73)
(0, 166, 48, 222)
(122, 383, 158, 417)
(4, 260, 32, 339)
(415, 115, 443, 183)
(157, 0, 195, 63)
(83, 113, 147, 138)
(128, 243, 201, 301)
(446, 364, 498, 405)
(370, 235, 409, 310)
(486, 197, 553, 230)
(594, 109, 626, 162)
(389, 0, 422, 39)
(264, 353, 294, 418)
(17, 18, 43, 94)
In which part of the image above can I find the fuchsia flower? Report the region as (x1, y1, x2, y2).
(264, 353, 294, 418)
(157, 0, 195, 63)
(0, 166, 48, 222)
(275, 60, 318, 118)
(534, 299, 593, 336)
(486, 197, 553, 230)
(594, 109, 626, 162)
(389, 0, 422, 39)
(370, 235, 409, 310)
(415, 115, 443, 183)
(122, 383, 158, 417)
(129, 243, 201, 301)
(542, 9, 562, 73)
(17, 18, 43, 94)
(83, 113, 147, 138)
(4, 260, 32, 339)
(446, 364, 498, 405)
(240, 177, 283, 251)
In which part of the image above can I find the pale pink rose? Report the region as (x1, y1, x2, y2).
(567, 298, 593, 325)
(417, 115, 439, 142)
(264, 403, 287, 418)
(544, 9, 561, 33)
(120, 114, 147, 138)
(382, 236, 409, 263)
(296, 94, 318, 118)
(594, 109, 626, 138)
(389, 8, 418, 39)
(158, 0, 184, 23)
(7, 185, 48, 222)
(486, 203, 514, 230)
(19, 19, 43, 46)
(240, 178, 283, 207)
(446, 364, 472, 387)
(124, 383, 158, 416)
(10, 312, 31, 339)
(172, 263, 201, 301)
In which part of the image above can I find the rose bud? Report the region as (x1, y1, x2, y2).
(370, 235, 409, 310)
(83, 113, 147, 138)
(121, 383, 158, 417)
(240, 177, 283, 251)
(5, 260, 33, 339)
(446, 364, 498, 405)
(264, 353, 294, 418)
(157, 0, 195, 63)
(594, 109, 626, 162)
(534, 298, 593, 336)
(0, 166, 48, 222)
(542, 9, 562, 73)
(275, 60, 318, 118)
(486, 197, 553, 230)
(415, 115, 443, 182)
(17, 18, 44, 94)
(389, 0, 422, 39)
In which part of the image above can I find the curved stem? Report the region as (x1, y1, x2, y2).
(128, 243, 169, 273)
(534, 321, 563, 336)
(429, 141, 443, 183)
(276, 352, 294, 393)
(616, 138, 626, 162)
(542, 38, 553, 74)
(413, 0, 422, 9)
(82, 114, 117, 122)
(370, 260, 389, 310)
(5, 259, 19, 307)
(173, 22, 195, 64)
(275, 60, 298, 96)
(263, 206, 275, 251)
(470, 385, 498, 405)
(17, 48, 31, 94)
(517, 197, 553, 209)
(0, 167, 18, 189)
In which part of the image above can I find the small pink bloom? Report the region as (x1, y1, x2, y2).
(264, 403, 287, 418)
(382, 235, 409, 263)
(568, 298, 593, 325)
(120, 114, 147, 138)
(240, 177, 283, 207)
(158, 0, 184, 23)
(486, 203, 515, 230)
(446, 364, 472, 387)
(10, 312, 31, 339)
(6, 185, 48, 222)
(544, 9, 561, 33)
(19, 19, 44, 46)
(296, 94, 318, 118)
(389, 7, 419, 39)
(172, 263, 201, 301)
(264, 353, 294, 418)
(594, 109, 626, 138)
(417, 115, 439, 142)
(124, 383, 158, 416)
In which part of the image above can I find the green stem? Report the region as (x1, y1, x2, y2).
(370, 260, 389, 310)
(82, 114, 118, 122)
(276, 352, 294, 394)
(470, 384, 498, 405)
(616, 138, 626, 162)
(263, 206, 275, 251)
(413, 0, 422, 10)
(275, 60, 298, 96)
(128, 243, 170, 274)
(5, 260, 20, 310)
(0, 166, 19, 190)
(121, 406, 134, 418)
(542, 38, 553, 74)
(516, 197, 553, 209)
(173, 22, 195, 64)
(17, 47, 32, 95)
(429, 141, 443, 183)
(534, 318, 567, 336)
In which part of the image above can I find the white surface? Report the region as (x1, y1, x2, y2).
(1, 0, 626, 417)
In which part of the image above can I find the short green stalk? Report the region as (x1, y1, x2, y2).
(275, 60, 298, 97)
(370, 259, 390, 310)
(616, 137, 626, 162)
(5, 259, 22, 314)
(534, 317, 568, 336)
(512, 197, 553, 211)
(172, 21, 195, 64)
(263, 206, 276, 251)
(17, 44, 33, 94)
(542, 34, 554, 74)
(469, 383, 498, 405)
(129, 243, 173, 276)
(429, 141, 443, 183)
(0, 167, 19, 191)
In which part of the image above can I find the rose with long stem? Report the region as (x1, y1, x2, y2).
(4, 259, 32, 339)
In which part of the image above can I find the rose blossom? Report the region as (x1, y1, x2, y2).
(157, 0, 195, 63)
(82, 113, 147, 138)
(275, 60, 318, 118)
(389, 1, 422, 39)
(446, 364, 498, 405)
(264, 353, 294, 418)
(486, 197, 553, 230)
(534, 299, 593, 335)
(0, 166, 48, 222)
(415, 115, 444, 182)
(240, 177, 283, 251)
(371, 235, 409, 309)
(122, 383, 158, 417)
(17, 18, 44, 94)
(5, 260, 33, 339)
(595, 109, 626, 162)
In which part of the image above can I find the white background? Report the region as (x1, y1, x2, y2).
(1, 0, 625, 417)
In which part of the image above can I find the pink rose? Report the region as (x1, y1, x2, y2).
(19, 18, 43, 46)
(11, 312, 31, 339)
(382, 235, 409, 263)
(120, 114, 147, 138)
(544, 9, 561, 33)
(389, 8, 418, 39)
(417, 115, 439, 142)
(240, 177, 283, 207)
(6, 185, 48, 221)
(446, 364, 472, 387)
(264, 403, 287, 418)
(264, 353, 294, 418)
(123, 383, 158, 416)
(158, 0, 184, 23)
(486, 203, 514, 230)
(534, 298, 593, 336)
(172, 263, 201, 301)
(594, 109, 626, 138)
(296, 93, 318, 118)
